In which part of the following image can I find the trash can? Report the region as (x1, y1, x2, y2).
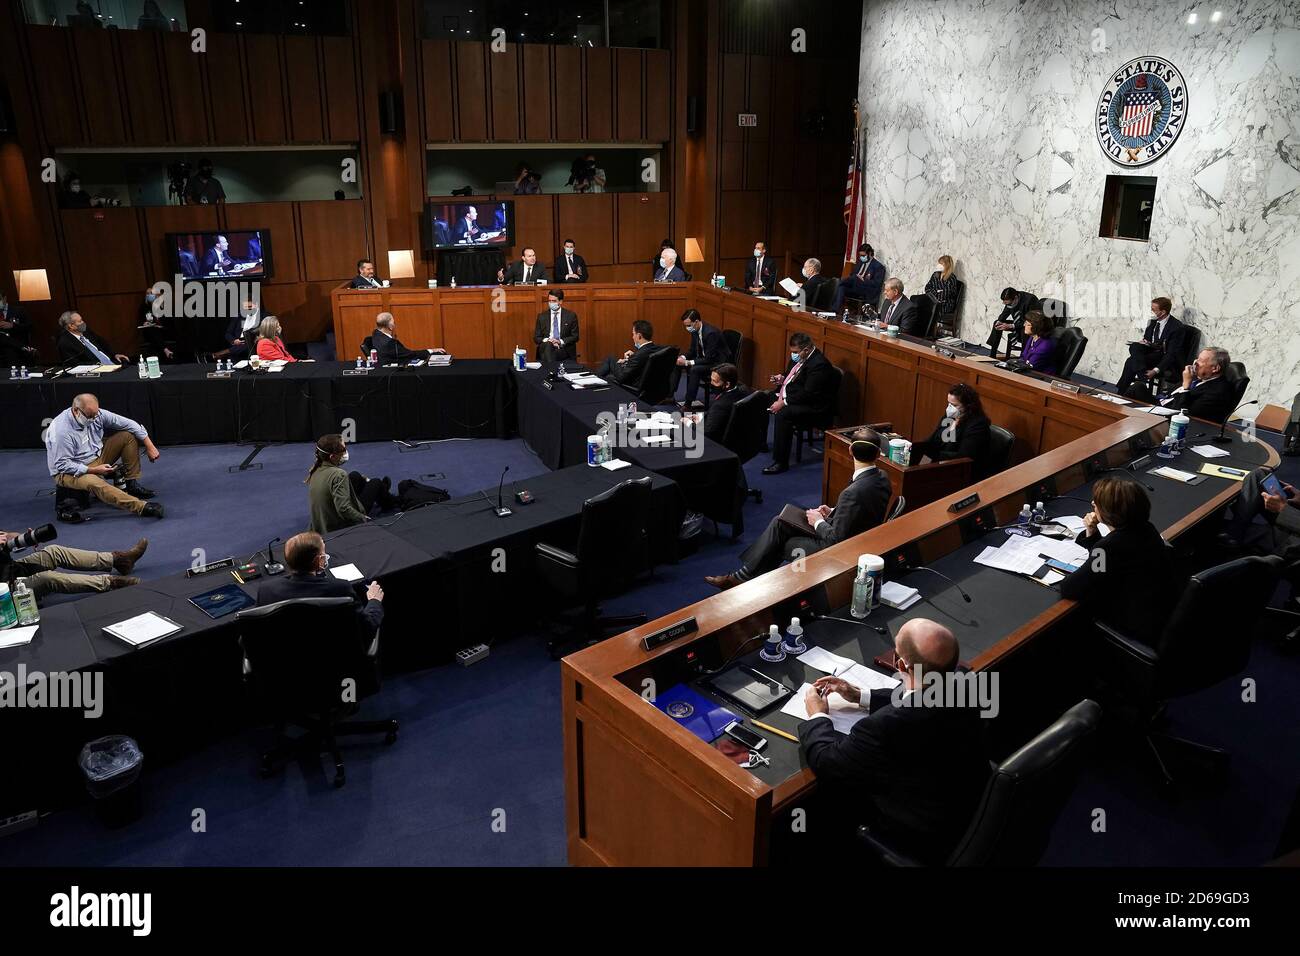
(78, 735, 144, 827)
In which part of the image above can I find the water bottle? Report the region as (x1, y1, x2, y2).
(449, 276, 457, 288)
(1032, 500, 1046, 527)
(12, 578, 39, 625)
(356, 356, 363, 370)
(139, 355, 147, 377)
(1169, 412, 1189, 445)
(586, 434, 602, 467)
(9, 366, 15, 379)
(759, 624, 786, 662)
(147, 355, 161, 379)
(0, 584, 18, 629)
(850, 556, 875, 619)
(1018, 504, 1032, 528)
(782, 616, 807, 654)
(19, 366, 28, 379)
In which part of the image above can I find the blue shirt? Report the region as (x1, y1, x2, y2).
(46, 407, 149, 478)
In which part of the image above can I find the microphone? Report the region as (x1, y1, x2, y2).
(1092, 466, 1155, 493)
(494, 465, 512, 517)
(1211, 399, 1258, 445)
(263, 536, 284, 575)
(897, 565, 973, 603)
(808, 609, 887, 634)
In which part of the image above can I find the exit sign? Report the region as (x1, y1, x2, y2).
(738, 113, 757, 127)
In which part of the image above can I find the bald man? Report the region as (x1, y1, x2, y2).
(46, 394, 164, 518)
(370, 312, 446, 365)
(256, 531, 384, 650)
(798, 618, 991, 864)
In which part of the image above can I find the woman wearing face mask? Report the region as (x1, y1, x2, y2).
(137, 287, 176, 362)
(912, 382, 995, 479)
(924, 255, 959, 334)
(306, 434, 398, 534)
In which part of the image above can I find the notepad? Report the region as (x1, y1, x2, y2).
(1190, 444, 1231, 459)
(330, 563, 365, 582)
(600, 458, 631, 471)
(1150, 466, 1198, 483)
(781, 683, 869, 734)
(878, 581, 922, 610)
(0, 625, 39, 649)
(1198, 463, 1249, 481)
(103, 612, 182, 647)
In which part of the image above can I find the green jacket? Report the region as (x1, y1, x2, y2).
(308, 465, 367, 534)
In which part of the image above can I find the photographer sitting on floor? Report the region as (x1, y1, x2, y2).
(1, 525, 148, 599)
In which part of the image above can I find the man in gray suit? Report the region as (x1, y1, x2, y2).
(878, 278, 920, 334)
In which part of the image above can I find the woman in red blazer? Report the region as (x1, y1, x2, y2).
(254, 317, 295, 362)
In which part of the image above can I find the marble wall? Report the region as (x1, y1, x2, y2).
(857, 0, 1300, 409)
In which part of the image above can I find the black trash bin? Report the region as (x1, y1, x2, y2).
(78, 735, 144, 828)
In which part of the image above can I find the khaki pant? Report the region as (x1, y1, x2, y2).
(54, 430, 145, 514)
(9, 544, 114, 599)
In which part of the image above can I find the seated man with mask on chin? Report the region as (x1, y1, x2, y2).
(218, 298, 262, 362)
(370, 312, 447, 365)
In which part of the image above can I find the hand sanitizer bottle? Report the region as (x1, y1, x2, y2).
(12, 578, 39, 625)
(850, 556, 875, 619)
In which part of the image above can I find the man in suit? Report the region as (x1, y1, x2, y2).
(432, 217, 451, 247)
(706, 431, 892, 588)
(831, 243, 886, 315)
(219, 298, 261, 361)
(795, 258, 832, 312)
(878, 277, 920, 334)
(0, 294, 37, 365)
(1217, 468, 1300, 607)
(554, 238, 588, 283)
(797, 618, 991, 864)
(371, 312, 446, 365)
(702, 363, 750, 444)
(533, 290, 579, 362)
(256, 531, 384, 654)
(986, 287, 1040, 357)
(595, 319, 659, 390)
(348, 259, 383, 289)
(670, 309, 727, 409)
(1116, 296, 1187, 396)
(498, 247, 548, 285)
(745, 241, 777, 294)
(763, 332, 838, 474)
(201, 235, 237, 276)
(1159, 346, 1238, 423)
(454, 206, 482, 244)
(57, 311, 130, 366)
(653, 247, 687, 283)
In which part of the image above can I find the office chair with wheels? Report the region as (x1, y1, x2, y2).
(794, 365, 844, 463)
(856, 699, 1101, 866)
(815, 277, 838, 312)
(987, 424, 1016, 475)
(1052, 326, 1088, 380)
(721, 388, 774, 520)
(1094, 554, 1280, 789)
(237, 597, 398, 789)
(636, 345, 680, 404)
(535, 477, 654, 658)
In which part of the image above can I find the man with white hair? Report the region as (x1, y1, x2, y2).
(1159, 346, 1237, 423)
(46, 393, 164, 518)
(56, 311, 130, 366)
(653, 247, 686, 283)
(370, 312, 446, 365)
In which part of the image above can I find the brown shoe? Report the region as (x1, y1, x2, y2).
(704, 573, 741, 591)
(108, 576, 142, 589)
(112, 538, 149, 575)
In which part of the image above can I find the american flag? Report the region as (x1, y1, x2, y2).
(1120, 87, 1158, 138)
(843, 102, 867, 265)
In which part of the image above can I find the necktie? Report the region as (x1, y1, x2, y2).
(857, 262, 868, 280)
(782, 357, 805, 400)
(551, 310, 560, 340)
(80, 335, 112, 365)
(567, 255, 573, 275)
(885, 301, 896, 324)
(524, 265, 530, 284)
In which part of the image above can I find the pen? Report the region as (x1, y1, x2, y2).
(751, 720, 798, 743)
(232, 569, 245, 584)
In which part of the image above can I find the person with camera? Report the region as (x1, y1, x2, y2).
(1, 525, 147, 599)
(47, 393, 164, 519)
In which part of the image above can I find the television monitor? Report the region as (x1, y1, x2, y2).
(425, 201, 514, 251)
(169, 230, 273, 280)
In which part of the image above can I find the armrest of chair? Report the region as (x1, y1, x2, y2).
(535, 542, 579, 568)
(856, 825, 923, 867)
(1094, 620, 1158, 667)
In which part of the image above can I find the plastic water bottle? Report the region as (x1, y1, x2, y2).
(759, 624, 786, 662)
(782, 616, 807, 654)
(139, 356, 147, 377)
(1018, 504, 1032, 528)
(850, 556, 875, 619)
(355, 356, 363, 370)
(12, 578, 39, 625)
(9, 366, 15, 379)
(449, 276, 457, 288)
(19, 366, 27, 379)
(1032, 500, 1047, 527)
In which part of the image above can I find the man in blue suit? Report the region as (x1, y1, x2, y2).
(653, 247, 687, 283)
(832, 243, 885, 315)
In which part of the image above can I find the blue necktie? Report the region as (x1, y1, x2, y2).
(80, 335, 112, 365)
(551, 310, 560, 340)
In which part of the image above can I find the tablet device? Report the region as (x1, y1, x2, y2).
(704, 665, 793, 715)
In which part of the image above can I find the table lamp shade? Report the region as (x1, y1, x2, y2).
(12, 269, 51, 301)
(387, 250, 416, 279)
(683, 238, 704, 263)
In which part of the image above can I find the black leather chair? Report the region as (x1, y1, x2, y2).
(857, 699, 1101, 866)
(1096, 554, 1280, 787)
(1224, 361, 1249, 408)
(1039, 297, 1068, 328)
(987, 424, 1016, 474)
(535, 477, 654, 657)
(236, 597, 398, 788)
(907, 294, 935, 338)
(636, 345, 680, 404)
(722, 328, 742, 366)
(810, 276, 835, 312)
(177, 250, 200, 279)
(719, 389, 774, 535)
(794, 364, 844, 463)
(359, 335, 374, 360)
(1052, 326, 1088, 380)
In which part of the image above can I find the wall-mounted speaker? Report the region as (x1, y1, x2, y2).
(686, 95, 699, 135)
(379, 91, 401, 135)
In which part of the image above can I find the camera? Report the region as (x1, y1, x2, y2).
(0, 523, 56, 556)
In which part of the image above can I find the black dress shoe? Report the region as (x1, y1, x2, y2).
(142, 502, 165, 519)
(125, 480, 156, 500)
(762, 463, 788, 475)
(1214, 532, 1242, 551)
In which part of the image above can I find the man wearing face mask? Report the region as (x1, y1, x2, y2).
(744, 241, 776, 294)
(255, 531, 384, 652)
(794, 258, 832, 312)
(554, 239, 588, 284)
(1116, 296, 1188, 398)
(47, 393, 164, 518)
(762, 332, 838, 474)
(831, 243, 885, 315)
(670, 309, 727, 409)
(0, 293, 37, 365)
(653, 248, 686, 283)
(306, 434, 398, 534)
(532, 291, 579, 362)
(56, 311, 131, 366)
(137, 286, 176, 363)
(702, 363, 750, 444)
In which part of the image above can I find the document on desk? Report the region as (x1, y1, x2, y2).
(0, 625, 39, 649)
(973, 535, 1048, 576)
(878, 581, 921, 610)
(330, 563, 365, 582)
(1135, 405, 1178, 416)
(1150, 465, 1199, 483)
(569, 375, 607, 387)
(778, 277, 801, 297)
(1190, 444, 1231, 459)
(797, 646, 857, 675)
(1199, 463, 1249, 481)
(102, 612, 182, 647)
(839, 663, 902, 694)
(1033, 536, 1090, 568)
(781, 683, 868, 734)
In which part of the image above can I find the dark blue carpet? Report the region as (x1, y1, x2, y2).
(1, 369, 1296, 866)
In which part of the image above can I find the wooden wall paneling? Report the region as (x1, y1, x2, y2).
(719, 296, 755, 381)
(554, 46, 583, 140)
(72, 28, 125, 145)
(718, 190, 767, 259)
(642, 287, 692, 351)
(1038, 416, 1093, 457)
(744, 56, 771, 190)
(284, 36, 325, 143)
(769, 190, 818, 264)
(489, 43, 520, 141)
(521, 44, 553, 140)
(455, 42, 488, 141)
(557, 194, 614, 266)
(165, 32, 210, 145)
(61, 209, 146, 297)
(388, 301, 441, 350)
(584, 48, 613, 141)
(204, 33, 248, 145)
(862, 342, 919, 438)
(281, 281, 351, 343)
(335, 292, 385, 356)
(440, 297, 493, 356)
(119, 31, 168, 143)
(71, 292, 148, 359)
(25, 27, 81, 146)
(493, 294, 541, 362)
(822, 326, 867, 424)
(615, 49, 643, 142)
(298, 200, 366, 281)
(616, 193, 669, 266)
(246, 35, 288, 144)
(323, 36, 361, 143)
(508, 195, 556, 266)
(719, 140, 745, 191)
(422, 40, 455, 142)
(143, 204, 219, 285)
(223, 202, 301, 284)
(590, 287, 642, 366)
(971, 374, 1045, 460)
(645, 49, 671, 143)
(768, 57, 798, 191)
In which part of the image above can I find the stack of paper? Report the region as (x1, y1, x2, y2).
(878, 580, 921, 610)
(0, 625, 39, 649)
(1151, 465, 1198, 482)
(780, 684, 868, 733)
(569, 375, 606, 387)
(103, 612, 182, 647)
(330, 563, 365, 582)
(1190, 444, 1230, 458)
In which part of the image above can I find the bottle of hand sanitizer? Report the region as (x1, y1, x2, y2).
(851, 556, 875, 619)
